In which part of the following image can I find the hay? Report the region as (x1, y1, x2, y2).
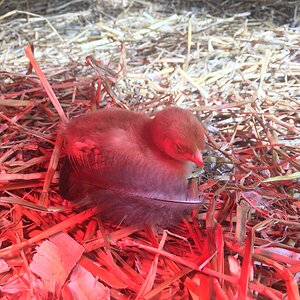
(0, 1, 299, 299)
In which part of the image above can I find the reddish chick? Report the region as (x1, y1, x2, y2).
(59, 106, 205, 226)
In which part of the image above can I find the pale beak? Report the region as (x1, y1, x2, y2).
(190, 149, 204, 168)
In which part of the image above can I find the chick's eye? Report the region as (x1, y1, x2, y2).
(175, 143, 185, 152)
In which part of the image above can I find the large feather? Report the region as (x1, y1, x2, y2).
(59, 157, 202, 226)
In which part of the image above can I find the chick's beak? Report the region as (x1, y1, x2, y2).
(190, 149, 204, 168)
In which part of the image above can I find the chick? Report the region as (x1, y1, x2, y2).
(59, 106, 205, 226)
